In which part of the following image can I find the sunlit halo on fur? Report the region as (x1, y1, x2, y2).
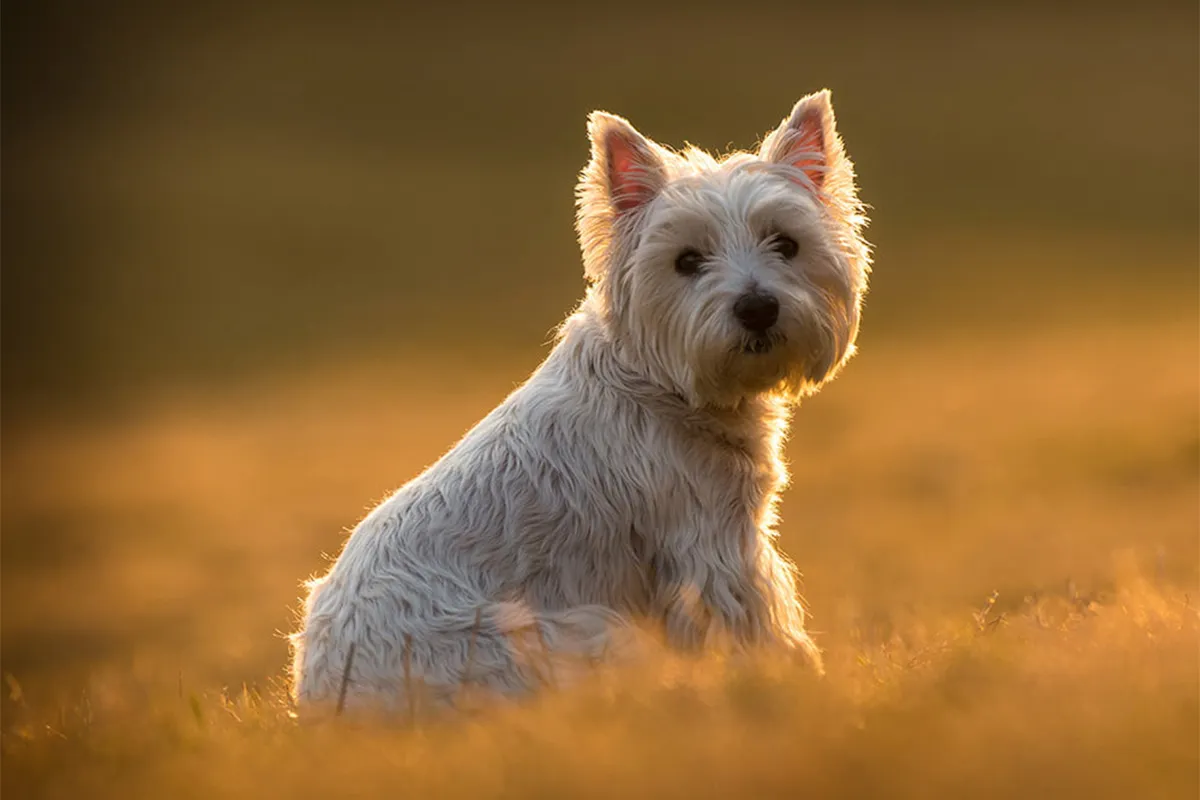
(290, 91, 868, 715)
(581, 93, 870, 410)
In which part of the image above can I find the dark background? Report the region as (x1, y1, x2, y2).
(5, 1, 1197, 422)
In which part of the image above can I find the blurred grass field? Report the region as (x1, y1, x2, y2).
(2, 304, 1197, 797)
(3, 3, 1198, 798)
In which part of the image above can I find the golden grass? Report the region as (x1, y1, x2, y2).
(3, 582, 1196, 799)
(3, 306, 1197, 798)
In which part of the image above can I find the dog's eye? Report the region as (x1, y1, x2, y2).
(771, 234, 800, 260)
(674, 249, 705, 276)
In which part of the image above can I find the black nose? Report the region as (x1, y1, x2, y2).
(733, 292, 779, 333)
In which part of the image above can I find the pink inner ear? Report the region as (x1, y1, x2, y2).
(607, 131, 655, 213)
(782, 109, 827, 191)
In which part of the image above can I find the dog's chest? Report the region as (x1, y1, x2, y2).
(638, 411, 782, 527)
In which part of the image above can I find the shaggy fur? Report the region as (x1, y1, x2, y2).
(290, 90, 871, 714)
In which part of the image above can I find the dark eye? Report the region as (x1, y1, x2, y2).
(674, 249, 705, 276)
(771, 234, 799, 260)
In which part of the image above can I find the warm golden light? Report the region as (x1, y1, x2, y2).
(2, 2, 1197, 797)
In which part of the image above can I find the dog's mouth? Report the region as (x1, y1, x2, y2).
(743, 336, 776, 355)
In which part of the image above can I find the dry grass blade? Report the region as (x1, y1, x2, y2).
(335, 643, 356, 716)
(462, 608, 482, 689)
(534, 622, 557, 689)
(403, 633, 415, 722)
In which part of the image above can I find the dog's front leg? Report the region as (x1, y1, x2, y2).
(653, 533, 817, 661)
(653, 537, 774, 651)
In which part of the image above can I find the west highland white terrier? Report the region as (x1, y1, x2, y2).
(290, 90, 871, 714)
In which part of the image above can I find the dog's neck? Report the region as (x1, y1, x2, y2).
(552, 303, 791, 457)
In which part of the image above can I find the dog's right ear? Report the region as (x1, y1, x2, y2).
(585, 112, 667, 214)
(576, 112, 667, 281)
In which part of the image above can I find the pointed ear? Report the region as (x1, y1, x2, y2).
(759, 89, 842, 194)
(584, 111, 667, 215)
(576, 112, 668, 283)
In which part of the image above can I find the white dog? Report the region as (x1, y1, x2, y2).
(290, 90, 871, 714)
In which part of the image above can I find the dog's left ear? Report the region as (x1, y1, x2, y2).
(759, 90, 847, 198)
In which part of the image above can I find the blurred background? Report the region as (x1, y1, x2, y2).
(2, 0, 1197, 710)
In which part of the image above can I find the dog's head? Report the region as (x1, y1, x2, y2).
(576, 91, 871, 408)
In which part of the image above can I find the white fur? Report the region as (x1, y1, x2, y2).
(290, 90, 871, 715)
